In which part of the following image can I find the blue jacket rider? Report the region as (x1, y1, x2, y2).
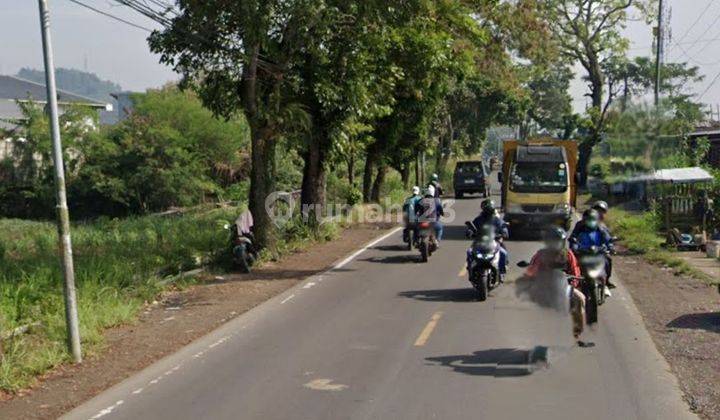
(571, 209, 613, 253)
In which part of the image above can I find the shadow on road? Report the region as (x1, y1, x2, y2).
(667, 312, 720, 333)
(441, 225, 471, 241)
(426, 347, 549, 377)
(361, 255, 418, 264)
(373, 244, 408, 252)
(398, 288, 479, 302)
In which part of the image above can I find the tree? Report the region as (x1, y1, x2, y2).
(545, 0, 653, 186)
(520, 61, 573, 139)
(149, 1, 325, 247)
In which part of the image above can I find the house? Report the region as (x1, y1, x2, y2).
(0, 74, 112, 130)
(687, 126, 720, 168)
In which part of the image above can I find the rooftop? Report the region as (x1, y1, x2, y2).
(0, 74, 110, 109)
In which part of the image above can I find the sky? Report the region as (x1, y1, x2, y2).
(1, 1, 719, 111)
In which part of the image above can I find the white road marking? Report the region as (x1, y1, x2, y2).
(131, 388, 143, 395)
(304, 378, 348, 391)
(280, 294, 295, 304)
(333, 227, 403, 270)
(302, 282, 316, 289)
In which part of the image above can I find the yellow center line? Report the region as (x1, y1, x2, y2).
(458, 265, 467, 277)
(414, 311, 443, 347)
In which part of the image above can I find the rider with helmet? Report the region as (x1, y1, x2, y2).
(470, 199, 509, 281)
(402, 186, 423, 245)
(415, 185, 445, 243)
(525, 227, 586, 344)
(571, 209, 614, 296)
(428, 173, 444, 198)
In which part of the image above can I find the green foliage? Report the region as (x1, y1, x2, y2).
(0, 87, 250, 218)
(0, 207, 238, 391)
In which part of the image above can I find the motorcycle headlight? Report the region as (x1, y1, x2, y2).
(553, 203, 570, 214)
(586, 266, 603, 279)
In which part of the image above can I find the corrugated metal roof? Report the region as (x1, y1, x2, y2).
(625, 167, 714, 184)
(0, 75, 108, 108)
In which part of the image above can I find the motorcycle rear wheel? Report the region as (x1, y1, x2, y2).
(420, 241, 428, 262)
(586, 283, 599, 324)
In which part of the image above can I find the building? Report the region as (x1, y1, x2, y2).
(687, 127, 720, 168)
(0, 74, 112, 159)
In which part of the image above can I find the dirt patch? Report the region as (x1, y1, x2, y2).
(0, 224, 393, 420)
(615, 254, 720, 419)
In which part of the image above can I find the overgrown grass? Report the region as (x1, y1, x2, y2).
(0, 207, 238, 391)
(0, 206, 342, 392)
(607, 209, 716, 284)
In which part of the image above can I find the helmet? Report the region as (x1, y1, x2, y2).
(481, 199, 495, 213)
(412, 186, 420, 195)
(591, 200, 609, 214)
(431, 173, 439, 182)
(544, 227, 568, 250)
(583, 208, 600, 229)
(426, 185, 436, 197)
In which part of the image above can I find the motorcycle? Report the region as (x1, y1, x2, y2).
(416, 221, 437, 262)
(574, 246, 610, 324)
(226, 210, 258, 273)
(465, 221, 503, 301)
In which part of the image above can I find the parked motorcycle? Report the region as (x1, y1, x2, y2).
(465, 221, 503, 301)
(416, 221, 437, 262)
(227, 210, 258, 273)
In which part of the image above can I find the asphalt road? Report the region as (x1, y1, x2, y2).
(64, 189, 696, 420)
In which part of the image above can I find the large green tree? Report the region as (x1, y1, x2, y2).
(545, 0, 653, 186)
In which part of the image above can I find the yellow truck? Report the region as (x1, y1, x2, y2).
(499, 139, 578, 236)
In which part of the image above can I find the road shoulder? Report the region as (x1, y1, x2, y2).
(615, 254, 718, 419)
(0, 223, 395, 420)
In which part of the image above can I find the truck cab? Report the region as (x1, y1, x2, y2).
(500, 140, 578, 235)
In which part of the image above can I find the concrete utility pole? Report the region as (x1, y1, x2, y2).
(654, 0, 664, 107)
(37, 0, 82, 363)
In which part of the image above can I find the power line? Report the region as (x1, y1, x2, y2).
(672, 0, 716, 46)
(66, 0, 153, 32)
(698, 68, 720, 100)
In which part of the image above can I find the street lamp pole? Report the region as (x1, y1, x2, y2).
(37, 0, 82, 363)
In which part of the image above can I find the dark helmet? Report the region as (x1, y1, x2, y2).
(582, 208, 599, 221)
(591, 200, 609, 214)
(544, 226, 568, 250)
(544, 226, 568, 242)
(481, 199, 495, 214)
(583, 208, 600, 229)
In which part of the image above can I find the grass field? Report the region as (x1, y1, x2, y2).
(0, 207, 243, 392)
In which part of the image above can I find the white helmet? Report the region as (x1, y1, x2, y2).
(412, 186, 420, 195)
(426, 185, 436, 197)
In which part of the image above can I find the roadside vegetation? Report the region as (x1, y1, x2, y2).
(607, 209, 717, 284)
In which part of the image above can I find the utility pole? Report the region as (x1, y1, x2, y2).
(37, 0, 82, 363)
(654, 0, 664, 107)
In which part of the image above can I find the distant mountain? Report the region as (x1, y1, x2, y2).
(16, 67, 122, 104)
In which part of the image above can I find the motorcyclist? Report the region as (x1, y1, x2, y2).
(429, 173, 444, 198)
(415, 185, 445, 244)
(570, 201, 615, 288)
(466, 224, 505, 283)
(525, 227, 586, 345)
(470, 199, 508, 281)
(571, 209, 614, 296)
(402, 186, 423, 245)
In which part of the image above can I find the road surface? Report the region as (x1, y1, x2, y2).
(64, 191, 695, 420)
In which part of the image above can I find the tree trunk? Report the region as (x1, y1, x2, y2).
(363, 148, 376, 202)
(415, 153, 420, 186)
(347, 154, 355, 187)
(300, 132, 327, 224)
(371, 164, 386, 203)
(242, 44, 276, 249)
(400, 165, 410, 188)
(248, 127, 276, 248)
(577, 141, 594, 189)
